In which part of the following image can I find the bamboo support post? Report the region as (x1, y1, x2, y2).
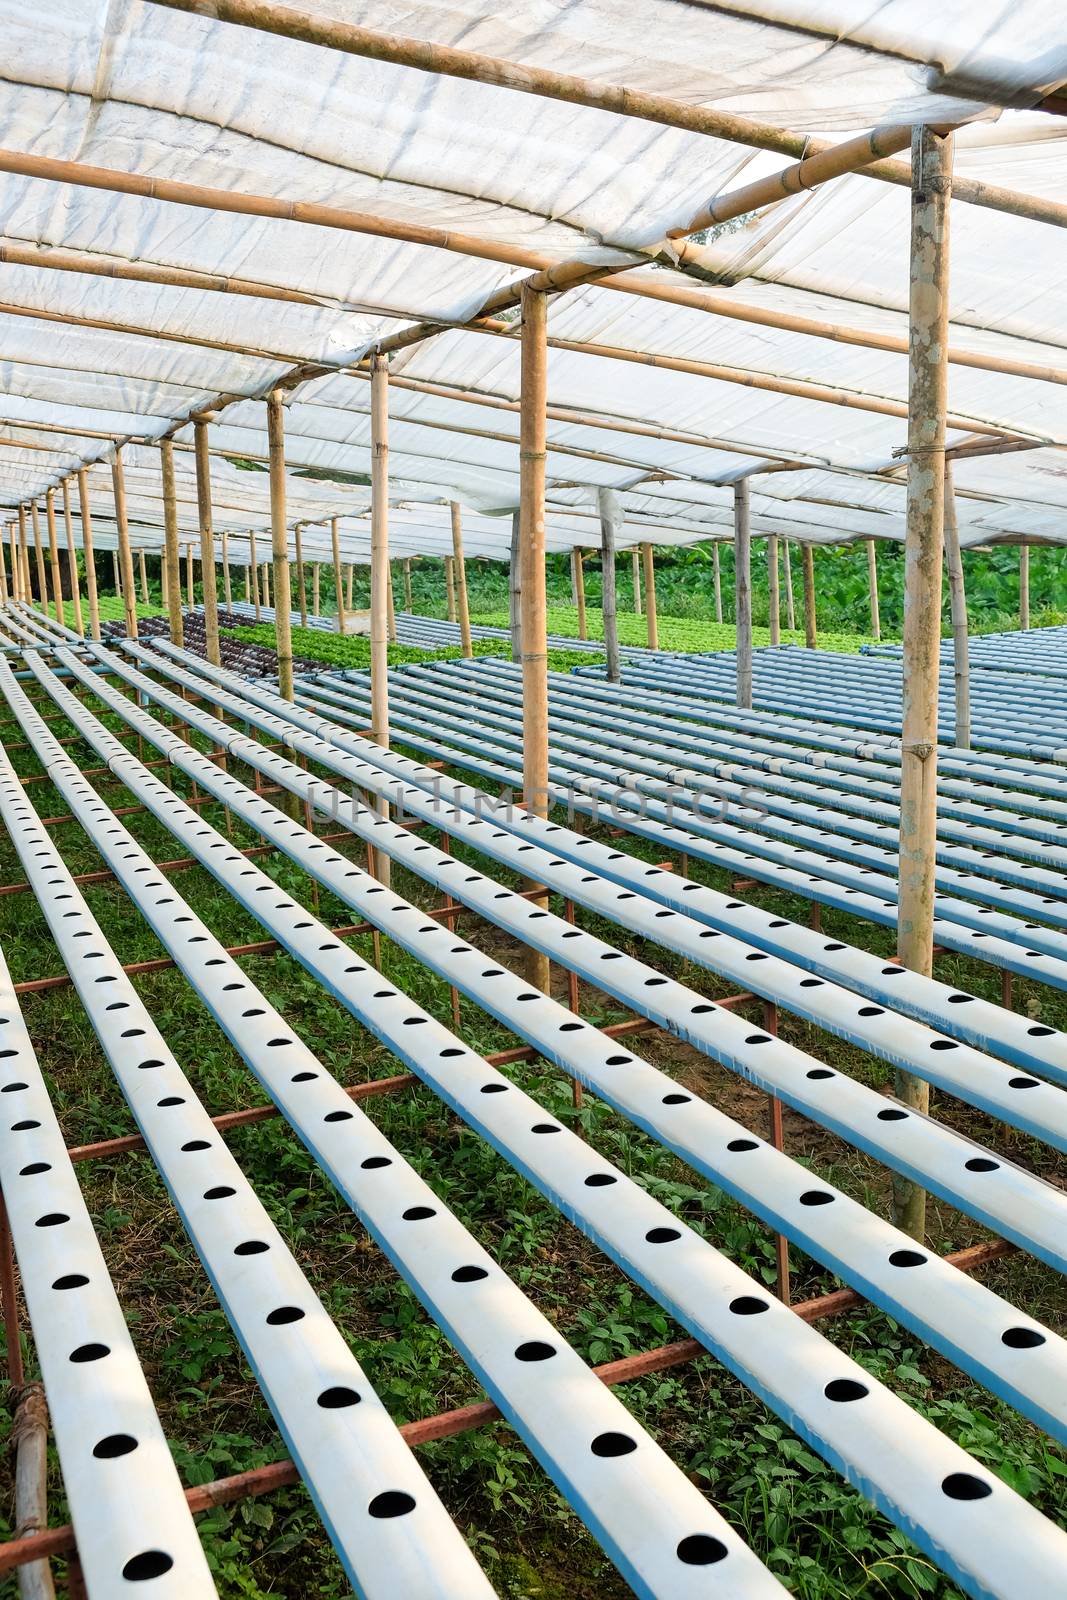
(734, 481, 753, 707)
(784, 540, 796, 630)
(45, 489, 64, 628)
(267, 390, 294, 699)
(8, 522, 18, 603)
(519, 283, 551, 994)
(160, 441, 184, 647)
(77, 470, 100, 640)
(450, 501, 473, 658)
(345, 562, 354, 612)
(641, 543, 658, 649)
(509, 513, 522, 661)
(12, 1384, 54, 1600)
(114, 551, 123, 600)
(767, 533, 780, 647)
(262, 559, 270, 609)
(632, 546, 642, 616)
(61, 480, 83, 636)
(866, 538, 881, 640)
(802, 542, 817, 648)
(330, 516, 347, 636)
(573, 549, 587, 638)
(17, 506, 29, 607)
(311, 561, 319, 617)
(249, 529, 261, 620)
(712, 542, 723, 624)
(896, 125, 953, 1243)
(943, 461, 970, 750)
(0, 523, 8, 606)
(137, 548, 149, 605)
(370, 351, 392, 888)
(295, 524, 307, 627)
(222, 530, 233, 612)
(194, 418, 221, 666)
(444, 554, 456, 622)
(243, 565, 250, 603)
(598, 487, 621, 682)
(403, 557, 412, 610)
(30, 502, 47, 613)
(387, 559, 397, 642)
(111, 449, 138, 639)
(1020, 544, 1030, 628)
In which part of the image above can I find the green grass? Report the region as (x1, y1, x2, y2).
(472, 607, 874, 655)
(225, 621, 600, 674)
(3, 661, 1065, 1598)
(94, 593, 166, 623)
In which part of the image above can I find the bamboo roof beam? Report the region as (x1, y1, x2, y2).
(143, 0, 1067, 228)
(3, 234, 1065, 390)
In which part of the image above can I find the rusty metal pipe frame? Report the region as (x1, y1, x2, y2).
(14, 662, 1067, 1597)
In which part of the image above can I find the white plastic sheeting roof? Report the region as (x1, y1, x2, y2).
(0, 0, 1063, 557)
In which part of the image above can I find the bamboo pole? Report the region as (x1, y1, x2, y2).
(672, 122, 918, 237)
(896, 126, 953, 1244)
(249, 529, 261, 619)
(0, 523, 8, 606)
(1020, 545, 1031, 628)
(767, 533, 780, 647)
(642, 543, 658, 649)
(330, 516, 347, 636)
(194, 417, 221, 666)
(243, 564, 250, 603)
(311, 561, 318, 617)
(370, 353, 393, 882)
(149, 2, 1060, 230)
(30, 501, 47, 614)
(62, 481, 83, 636)
(574, 551, 588, 639)
(450, 502, 473, 658)
(268, 390, 294, 699)
(632, 547, 642, 616)
(866, 538, 881, 640)
(45, 489, 64, 628)
(222, 530, 233, 612)
(387, 560, 397, 642)
(734, 481, 753, 708)
(519, 284, 551, 994)
(114, 550, 123, 600)
(17, 506, 29, 607)
(444, 554, 456, 622)
(187, 546, 195, 609)
(262, 560, 271, 609)
(476, 323, 1015, 438)
(712, 542, 723, 624)
(943, 462, 970, 750)
(295, 524, 307, 626)
(509, 513, 522, 662)
(598, 487, 621, 683)
(77, 470, 100, 640)
(403, 557, 412, 611)
(111, 448, 138, 639)
(783, 540, 796, 630)
(344, 561, 353, 612)
(137, 548, 149, 605)
(12, 1384, 54, 1600)
(802, 542, 817, 648)
(8, 521, 18, 603)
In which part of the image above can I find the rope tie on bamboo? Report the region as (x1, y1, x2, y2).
(902, 741, 935, 761)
